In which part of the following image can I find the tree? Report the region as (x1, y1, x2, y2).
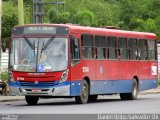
(118, 0, 138, 30)
(117, 0, 160, 38)
(82, 0, 117, 26)
(77, 10, 95, 26)
(48, 10, 58, 23)
(135, 18, 157, 33)
(58, 12, 70, 23)
(148, 0, 160, 37)
(2, 0, 160, 38)
(48, 10, 70, 24)
(2, 1, 18, 39)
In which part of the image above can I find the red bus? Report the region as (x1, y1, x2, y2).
(8, 24, 158, 105)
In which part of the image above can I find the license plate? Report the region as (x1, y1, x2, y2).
(32, 89, 41, 92)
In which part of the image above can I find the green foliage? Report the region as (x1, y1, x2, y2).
(48, 10, 58, 23)
(118, 0, 138, 30)
(1, 72, 8, 82)
(117, 0, 160, 38)
(24, 4, 32, 24)
(2, 1, 32, 41)
(2, 1, 18, 39)
(77, 10, 95, 26)
(135, 18, 157, 32)
(2, 0, 160, 39)
(83, 0, 116, 26)
(64, 0, 117, 26)
(58, 12, 70, 23)
(48, 10, 70, 24)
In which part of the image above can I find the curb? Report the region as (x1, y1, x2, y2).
(140, 91, 160, 95)
(139, 87, 160, 95)
(139, 91, 160, 95)
(0, 96, 25, 102)
(0, 98, 25, 102)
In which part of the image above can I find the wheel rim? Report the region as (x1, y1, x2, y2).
(81, 83, 88, 99)
(132, 82, 137, 97)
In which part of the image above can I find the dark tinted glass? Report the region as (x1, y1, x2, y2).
(82, 35, 93, 46)
(128, 38, 137, 48)
(107, 37, 116, 48)
(94, 36, 106, 47)
(117, 38, 127, 48)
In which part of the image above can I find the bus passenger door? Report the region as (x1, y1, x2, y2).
(70, 35, 83, 96)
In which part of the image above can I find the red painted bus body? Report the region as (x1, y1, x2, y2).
(8, 24, 158, 104)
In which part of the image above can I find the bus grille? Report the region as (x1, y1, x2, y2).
(19, 81, 57, 87)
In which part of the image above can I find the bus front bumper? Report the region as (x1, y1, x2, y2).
(8, 81, 70, 96)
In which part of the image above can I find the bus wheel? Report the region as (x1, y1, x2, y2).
(120, 78, 138, 100)
(25, 96, 39, 105)
(88, 95, 98, 102)
(75, 79, 89, 104)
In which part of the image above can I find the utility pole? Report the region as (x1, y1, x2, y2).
(0, 0, 2, 80)
(32, 0, 65, 23)
(18, 0, 24, 25)
(32, 0, 43, 23)
(56, 0, 59, 15)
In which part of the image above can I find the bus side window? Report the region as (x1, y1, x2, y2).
(128, 38, 138, 60)
(94, 36, 106, 59)
(138, 39, 148, 60)
(70, 36, 80, 66)
(107, 37, 117, 59)
(117, 38, 128, 60)
(148, 40, 157, 60)
(81, 34, 94, 59)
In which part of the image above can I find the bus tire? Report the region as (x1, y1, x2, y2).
(88, 95, 98, 102)
(120, 78, 138, 100)
(75, 79, 89, 104)
(25, 96, 39, 105)
(120, 93, 127, 100)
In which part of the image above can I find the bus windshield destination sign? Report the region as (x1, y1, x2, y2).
(12, 26, 68, 35)
(24, 26, 56, 34)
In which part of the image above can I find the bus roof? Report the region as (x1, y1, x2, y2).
(14, 24, 157, 40)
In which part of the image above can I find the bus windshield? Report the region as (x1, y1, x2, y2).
(10, 37, 68, 72)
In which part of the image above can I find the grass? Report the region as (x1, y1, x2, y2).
(0, 72, 9, 95)
(1, 72, 8, 82)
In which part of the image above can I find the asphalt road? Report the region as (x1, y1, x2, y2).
(0, 94, 160, 114)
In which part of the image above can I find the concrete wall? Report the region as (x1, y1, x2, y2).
(1, 48, 8, 71)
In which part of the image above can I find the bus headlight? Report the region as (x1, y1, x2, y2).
(59, 69, 69, 83)
(9, 70, 15, 83)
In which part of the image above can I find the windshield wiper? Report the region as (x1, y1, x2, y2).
(40, 35, 55, 59)
(41, 35, 55, 51)
(24, 35, 35, 50)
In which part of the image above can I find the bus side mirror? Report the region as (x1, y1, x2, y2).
(2, 39, 6, 52)
(2, 37, 10, 52)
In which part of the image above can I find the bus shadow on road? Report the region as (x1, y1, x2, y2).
(22, 98, 127, 106)
(16, 95, 144, 106)
(36, 96, 144, 106)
